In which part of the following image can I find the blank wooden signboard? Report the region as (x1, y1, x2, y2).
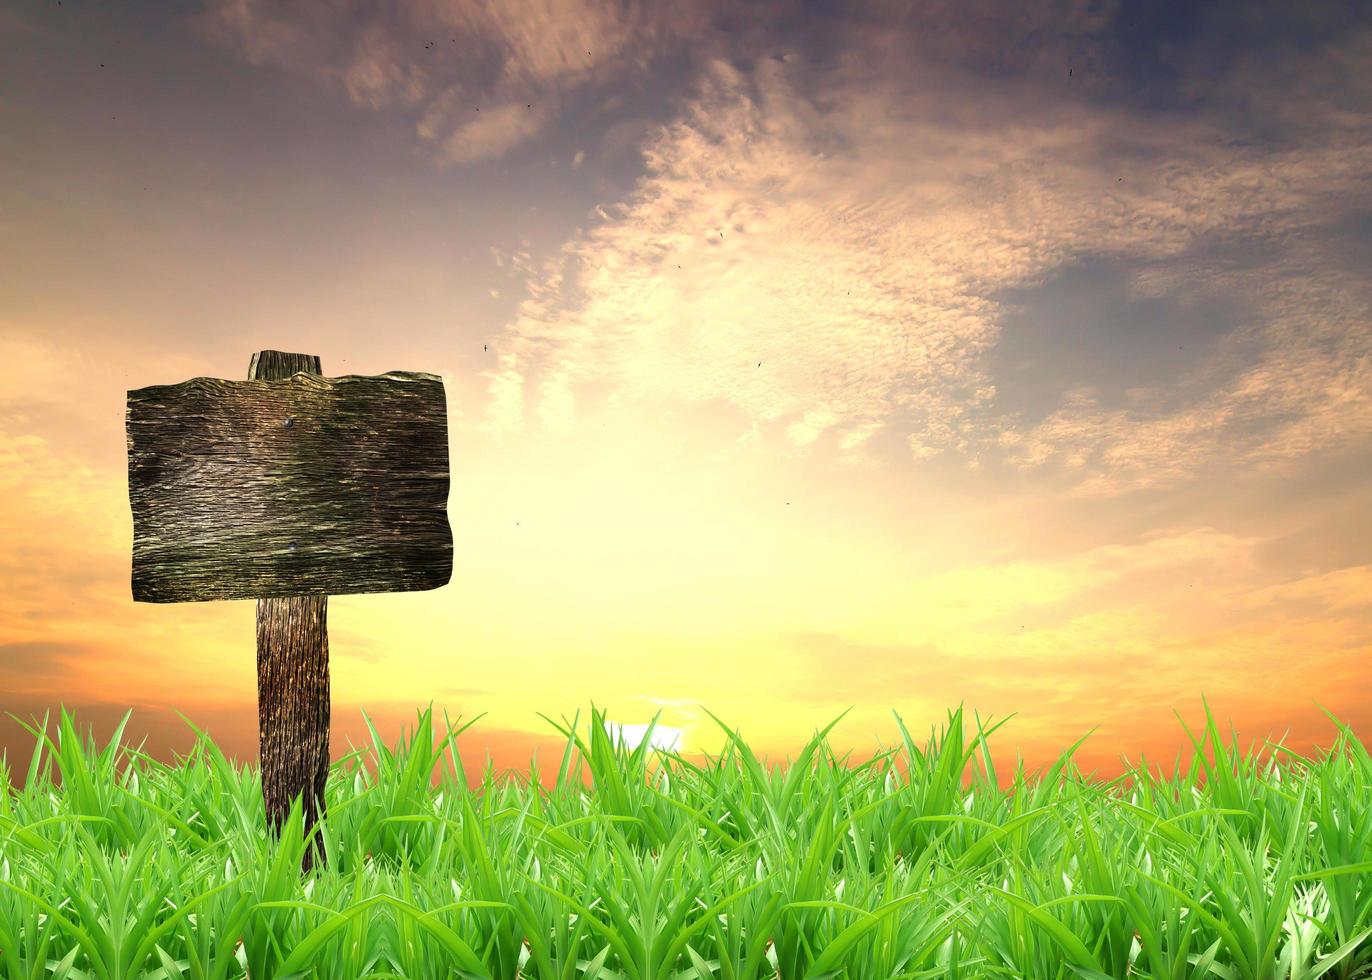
(127, 370, 452, 602)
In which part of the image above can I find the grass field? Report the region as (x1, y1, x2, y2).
(0, 700, 1368, 979)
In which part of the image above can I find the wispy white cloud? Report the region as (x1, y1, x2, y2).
(1210, 563, 1372, 613)
(343, 21, 427, 109)
(437, 100, 550, 165)
(473, 20, 1371, 498)
(198, 0, 1372, 498)
(769, 525, 1359, 720)
(200, 0, 714, 164)
(1019, 229, 1372, 496)
(603, 720, 683, 752)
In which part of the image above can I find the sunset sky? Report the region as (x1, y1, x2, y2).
(2, 0, 1370, 785)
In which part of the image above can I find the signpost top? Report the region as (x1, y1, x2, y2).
(126, 365, 451, 603)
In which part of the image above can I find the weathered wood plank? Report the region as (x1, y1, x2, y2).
(257, 591, 330, 871)
(127, 369, 452, 601)
(249, 350, 331, 875)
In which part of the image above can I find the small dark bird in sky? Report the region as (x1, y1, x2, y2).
(1068, 67, 1072, 77)
(484, 344, 488, 352)
(1118, 177, 1123, 182)
(757, 361, 762, 367)
(527, 104, 531, 108)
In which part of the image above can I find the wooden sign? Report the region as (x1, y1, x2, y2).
(127, 365, 451, 602)
(125, 350, 453, 873)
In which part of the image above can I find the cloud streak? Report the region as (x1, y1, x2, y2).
(474, 27, 1370, 498)
(200, 0, 716, 164)
(199, 1, 1372, 497)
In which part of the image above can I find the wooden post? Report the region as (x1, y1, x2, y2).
(248, 350, 330, 873)
(126, 349, 452, 876)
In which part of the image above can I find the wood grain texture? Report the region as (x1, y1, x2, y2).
(126, 362, 452, 602)
(257, 593, 330, 872)
(249, 352, 330, 874)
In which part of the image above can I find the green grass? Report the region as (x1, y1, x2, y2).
(0, 699, 1368, 979)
